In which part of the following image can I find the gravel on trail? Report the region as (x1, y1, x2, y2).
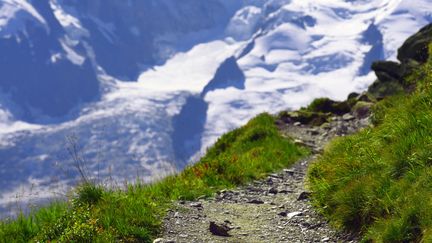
(156, 114, 370, 243)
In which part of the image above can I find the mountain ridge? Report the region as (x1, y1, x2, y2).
(0, 0, 431, 216)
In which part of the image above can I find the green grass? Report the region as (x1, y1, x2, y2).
(308, 51, 432, 242)
(0, 113, 307, 242)
(303, 97, 353, 115)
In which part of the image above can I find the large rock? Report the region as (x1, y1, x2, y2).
(371, 61, 404, 83)
(369, 24, 432, 99)
(397, 23, 432, 64)
(209, 221, 231, 237)
(352, 101, 373, 119)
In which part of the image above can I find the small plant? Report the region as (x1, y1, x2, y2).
(36, 202, 98, 242)
(76, 183, 104, 206)
(304, 97, 351, 115)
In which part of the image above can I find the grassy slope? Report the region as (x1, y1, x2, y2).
(0, 113, 307, 242)
(308, 52, 432, 242)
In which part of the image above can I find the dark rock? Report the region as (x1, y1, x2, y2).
(266, 177, 274, 185)
(347, 92, 360, 100)
(219, 189, 227, 194)
(283, 169, 295, 175)
(309, 128, 320, 135)
(336, 124, 349, 135)
(371, 61, 404, 82)
(277, 111, 294, 124)
(246, 186, 263, 192)
(397, 23, 432, 63)
(209, 221, 231, 237)
(369, 24, 432, 100)
(278, 211, 288, 217)
(357, 93, 374, 102)
(297, 191, 312, 201)
(248, 198, 265, 204)
(352, 101, 373, 119)
(369, 60, 408, 99)
(269, 187, 278, 194)
(307, 222, 324, 229)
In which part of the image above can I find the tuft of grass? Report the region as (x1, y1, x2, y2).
(0, 113, 307, 242)
(308, 48, 432, 242)
(304, 97, 352, 115)
(0, 202, 67, 243)
(76, 183, 104, 206)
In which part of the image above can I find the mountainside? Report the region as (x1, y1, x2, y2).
(0, 0, 235, 122)
(0, 0, 431, 215)
(309, 24, 432, 242)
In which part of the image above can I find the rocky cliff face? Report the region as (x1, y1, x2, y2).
(369, 23, 432, 98)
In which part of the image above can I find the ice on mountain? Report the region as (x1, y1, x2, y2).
(0, 0, 431, 216)
(0, 0, 49, 37)
(226, 6, 263, 41)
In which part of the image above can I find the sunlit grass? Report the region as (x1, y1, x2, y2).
(0, 113, 307, 242)
(308, 49, 432, 242)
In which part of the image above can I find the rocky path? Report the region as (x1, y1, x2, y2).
(156, 114, 370, 243)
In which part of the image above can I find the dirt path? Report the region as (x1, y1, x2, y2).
(156, 114, 369, 243)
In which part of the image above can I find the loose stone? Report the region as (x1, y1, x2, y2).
(209, 221, 231, 237)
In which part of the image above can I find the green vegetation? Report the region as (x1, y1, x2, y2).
(277, 95, 362, 127)
(278, 109, 330, 126)
(304, 97, 353, 115)
(0, 113, 307, 242)
(308, 49, 432, 242)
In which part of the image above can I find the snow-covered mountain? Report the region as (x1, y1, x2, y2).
(0, 0, 431, 215)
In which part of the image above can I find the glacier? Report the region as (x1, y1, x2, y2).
(0, 0, 431, 216)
